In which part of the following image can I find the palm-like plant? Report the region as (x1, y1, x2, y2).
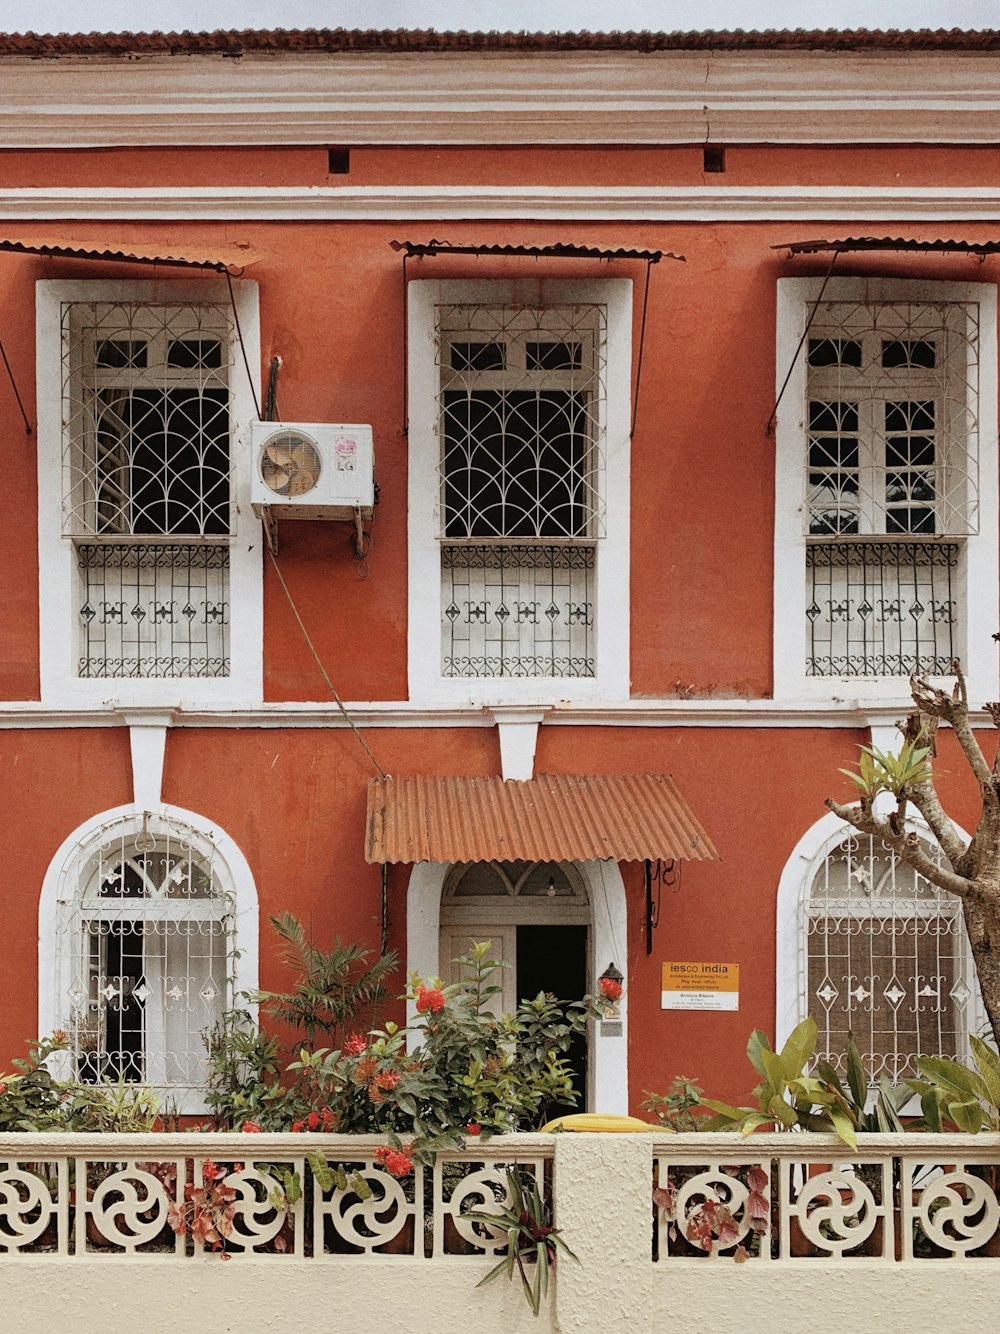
(251, 913, 397, 1047)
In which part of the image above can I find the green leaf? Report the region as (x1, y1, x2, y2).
(778, 1017, 817, 1083)
(916, 1055, 989, 1103)
(950, 1097, 986, 1134)
(746, 1029, 773, 1080)
(970, 1036, 1000, 1113)
(845, 1036, 868, 1110)
(827, 1105, 858, 1150)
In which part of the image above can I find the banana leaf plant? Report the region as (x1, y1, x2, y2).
(907, 1035, 1000, 1132)
(700, 1018, 907, 1149)
(475, 1167, 579, 1317)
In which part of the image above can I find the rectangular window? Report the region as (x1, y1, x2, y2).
(804, 301, 977, 680)
(63, 302, 234, 679)
(774, 279, 997, 701)
(437, 304, 605, 679)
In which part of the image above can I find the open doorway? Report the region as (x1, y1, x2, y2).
(439, 860, 592, 1112)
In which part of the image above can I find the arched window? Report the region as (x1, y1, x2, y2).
(42, 808, 257, 1111)
(779, 817, 981, 1084)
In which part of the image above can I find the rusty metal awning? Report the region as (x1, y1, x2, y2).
(365, 773, 719, 865)
(780, 236, 1000, 257)
(389, 239, 680, 263)
(0, 236, 263, 273)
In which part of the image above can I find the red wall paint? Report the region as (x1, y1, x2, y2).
(2, 140, 999, 1110)
(1, 210, 998, 702)
(0, 728, 132, 1067)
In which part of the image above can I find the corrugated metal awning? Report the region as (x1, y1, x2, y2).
(0, 236, 263, 273)
(389, 239, 680, 263)
(780, 236, 1000, 256)
(365, 773, 719, 865)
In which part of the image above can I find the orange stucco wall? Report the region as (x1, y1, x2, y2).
(2, 719, 991, 1105)
(2, 140, 999, 1108)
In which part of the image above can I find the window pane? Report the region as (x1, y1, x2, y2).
(442, 390, 590, 538)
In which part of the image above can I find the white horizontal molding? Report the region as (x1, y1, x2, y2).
(4, 51, 1000, 145)
(7, 184, 1000, 224)
(0, 698, 975, 729)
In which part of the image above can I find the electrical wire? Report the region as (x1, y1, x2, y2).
(267, 545, 389, 779)
(226, 270, 262, 420)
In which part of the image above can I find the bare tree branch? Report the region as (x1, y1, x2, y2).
(902, 782, 968, 869)
(825, 797, 977, 901)
(911, 665, 996, 799)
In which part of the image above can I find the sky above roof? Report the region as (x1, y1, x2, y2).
(3, 0, 999, 36)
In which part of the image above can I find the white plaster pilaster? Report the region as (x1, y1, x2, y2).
(123, 710, 173, 808)
(490, 708, 545, 781)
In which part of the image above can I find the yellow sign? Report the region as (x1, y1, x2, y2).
(661, 962, 739, 1012)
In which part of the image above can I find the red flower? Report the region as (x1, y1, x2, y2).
(307, 1110, 321, 1131)
(466, 1122, 482, 1136)
(599, 977, 624, 1002)
(343, 1033, 368, 1056)
(241, 1120, 262, 1133)
(375, 1145, 414, 1177)
(416, 985, 446, 1014)
(321, 1107, 337, 1129)
(375, 1070, 401, 1091)
(291, 1120, 305, 1133)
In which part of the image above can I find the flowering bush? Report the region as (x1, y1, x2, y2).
(290, 941, 611, 1165)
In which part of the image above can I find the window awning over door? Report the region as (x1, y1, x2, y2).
(0, 235, 263, 273)
(365, 773, 719, 865)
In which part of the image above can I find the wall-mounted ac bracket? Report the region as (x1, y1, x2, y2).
(254, 502, 373, 558)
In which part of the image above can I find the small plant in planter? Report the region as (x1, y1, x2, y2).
(474, 1167, 578, 1317)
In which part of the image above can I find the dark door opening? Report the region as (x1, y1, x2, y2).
(516, 924, 588, 1120)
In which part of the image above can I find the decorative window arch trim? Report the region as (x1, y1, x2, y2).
(406, 858, 628, 1115)
(38, 802, 258, 1112)
(775, 808, 984, 1061)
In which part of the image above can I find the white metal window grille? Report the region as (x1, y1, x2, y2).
(437, 304, 605, 678)
(807, 833, 973, 1082)
(55, 817, 233, 1095)
(62, 302, 234, 678)
(804, 301, 978, 677)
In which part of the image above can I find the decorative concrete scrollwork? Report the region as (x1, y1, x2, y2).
(326, 1164, 415, 1253)
(792, 1171, 879, 1254)
(0, 1167, 56, 1249)
(222, 1165, 292, 1251)
(445, 1165, 516, 1253)
(88, 1164, 170, 1247)
(674, 1168, 752, 1255)
(915, 1169, 1000, 1254)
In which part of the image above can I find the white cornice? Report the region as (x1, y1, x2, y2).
(0, 699, 975, 729)
(5, 184, 1000, 224)
(2, 50, 1000, 147)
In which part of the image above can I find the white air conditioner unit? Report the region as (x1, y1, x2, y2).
(250, 421, 375, 520)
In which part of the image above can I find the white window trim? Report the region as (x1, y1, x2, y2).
(36, 277, 263, 708)
(38, 802, 259, 1115)
(406, 857, 628, 1115)
(775, 808, 985, 1069)
(774, 276, 998, 705)
(407, 278, 631, 706)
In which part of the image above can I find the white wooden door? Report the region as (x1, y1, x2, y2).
(439, 925, 517, 1016)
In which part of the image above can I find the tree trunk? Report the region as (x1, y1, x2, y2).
(962, 894, 1000, 1049)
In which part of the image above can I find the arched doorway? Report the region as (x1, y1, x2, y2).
(407, 857, 628, 1115)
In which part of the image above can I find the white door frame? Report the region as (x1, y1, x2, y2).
(406, 858, 628, 1115)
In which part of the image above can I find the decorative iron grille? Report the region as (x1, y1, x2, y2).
(805, 300, 979, 538)
(805, 538, 958, 677)
(441, 543, 594, 678)
(807, 833, 972, 1082)
(436, 303, 604, 679)
(61, 301, 235, 679)
(437, 304, 606, 540)
(56, 817, 233, 1092)
(61, 302, 234, 538)
(77, 542, 229, 678)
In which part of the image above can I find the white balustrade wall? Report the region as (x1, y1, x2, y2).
(4, 1131, 1000, 1334)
